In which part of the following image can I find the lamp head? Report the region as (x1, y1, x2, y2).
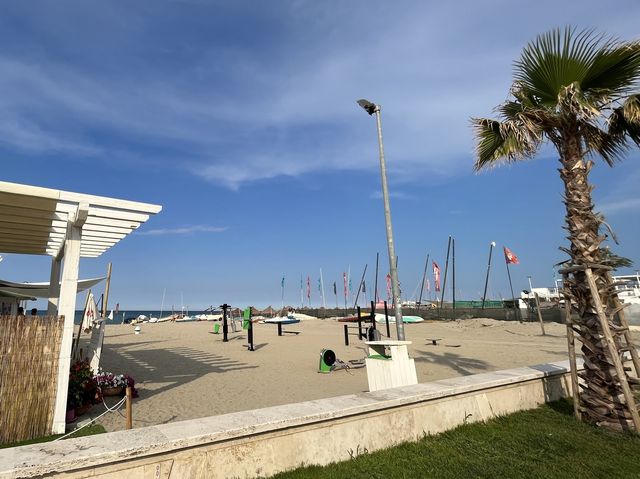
(357, 99, 378, 115)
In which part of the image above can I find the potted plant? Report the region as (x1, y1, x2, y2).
(93, 370, 139, 397)
(94, 370, 127, 396)
(68, 359, 97, 416)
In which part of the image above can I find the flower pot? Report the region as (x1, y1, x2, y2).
(75, 403, 92, 416)
(65, 409, 76, 423)
(101, 386, 124, 397)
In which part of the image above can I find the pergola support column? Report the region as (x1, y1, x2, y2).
(51, 207, 86, 434)
(47, 256, 62, 316)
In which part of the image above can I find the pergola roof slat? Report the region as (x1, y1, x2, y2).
(0, 181, 161, 258)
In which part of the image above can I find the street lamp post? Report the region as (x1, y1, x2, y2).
(357, 99, 405, 341)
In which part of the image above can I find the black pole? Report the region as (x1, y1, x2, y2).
(481, 243, 495, 309)
(418, 253, 429, 306)
(440, 236, 452, 312)
(452, 237, 456, 310)
(344, 324, 349, 346)
(370, 300, 377, 331)
(222, 303, 229, 342)
(353, 264, 368, 308)
(374, 252, 379, 303)
(505, 259, 519, 321)
(357, 306, 363, 340)
(247, 307, 254, 351)
(384, 300, 391, 338)
(277, 322, 283, 336)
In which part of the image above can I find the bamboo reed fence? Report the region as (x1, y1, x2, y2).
(0, 315, 64, 444)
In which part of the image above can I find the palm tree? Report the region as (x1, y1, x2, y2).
(472, 27, 640, 431)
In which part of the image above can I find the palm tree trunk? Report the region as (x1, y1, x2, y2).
(559, 134, 637, 431)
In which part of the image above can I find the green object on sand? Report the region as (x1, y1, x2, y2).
(213, 323, 220, 334)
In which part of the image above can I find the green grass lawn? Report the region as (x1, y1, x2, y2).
(273, 400, 640, 479)
(0, 425, 106, 449)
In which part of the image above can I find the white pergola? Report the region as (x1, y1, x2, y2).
(0, 181, 161, 433)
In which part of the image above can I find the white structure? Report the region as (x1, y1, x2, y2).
(364, 340, 418, 392)
(0, 181, 161, 434)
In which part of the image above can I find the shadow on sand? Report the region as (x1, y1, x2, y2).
(100, 343, 258, 400)
(413, 349, 492, 376)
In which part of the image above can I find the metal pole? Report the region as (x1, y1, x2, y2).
(452, 238, 456, 310)
(353, 264, 368, 308)
(481, 242, 495, 309)
(418, 253, 429, 306)
(384, 300, 391, 338)
(505, 262, 518, 320)
(101, 263, 112, 318)
(222, 303, 229, 342)
(373, 107, 405, 340)
(374, 252, 379, 304)
(440, 236, 452, 312)
(248, 307, 254, 351)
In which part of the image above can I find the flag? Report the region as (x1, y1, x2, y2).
(281, 276, 285, 288)
(426, 278, 430, 292)
(386, 273, 392, 300)
(82, 291, 98, 333)
(108, 310, 114, 320)
(349, 277, 352, 293)
(433, 261, 441, 292)
(503, 246, 520, 265)
(318, 278, 321, 292)
(306, 276, 311, 299)
(362, 280, 366, 293)
(333, 281, 337, 295)
(343, 272, 348, 298)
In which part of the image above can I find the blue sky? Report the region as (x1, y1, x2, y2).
(1, 1, 639, 310)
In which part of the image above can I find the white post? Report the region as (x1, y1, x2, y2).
(47, 256, 62, 316)
(51, 206, 86, 434)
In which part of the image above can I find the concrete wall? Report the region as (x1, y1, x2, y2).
(0, 360, 579, 479)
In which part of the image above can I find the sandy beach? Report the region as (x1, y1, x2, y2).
(91, 317, 637, 433)
(87, 319, 640, 431)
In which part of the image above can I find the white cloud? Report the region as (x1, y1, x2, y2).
(137, 225, 228, 236)
(1, 2, 638, 188)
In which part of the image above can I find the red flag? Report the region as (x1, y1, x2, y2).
(433, 261, 441, 292)
(503, 246, 520, 265)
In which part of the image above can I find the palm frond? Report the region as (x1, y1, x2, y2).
(514, 27, 640, 111)
(609, 94, 640, 146)
(581, 122, 628, 166)
(514, 27, 603, 105)
(583, 42, 640, 98)
(471, 118, 539, 170)
(557, 81, 602, 119)
(622, 94, 640, 123)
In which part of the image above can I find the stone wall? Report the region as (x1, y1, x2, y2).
(0, 360, 579, 478)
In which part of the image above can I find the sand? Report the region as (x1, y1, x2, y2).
(90, 317, 635, 432)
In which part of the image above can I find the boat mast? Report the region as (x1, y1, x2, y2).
(160, 288, 166, 320)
